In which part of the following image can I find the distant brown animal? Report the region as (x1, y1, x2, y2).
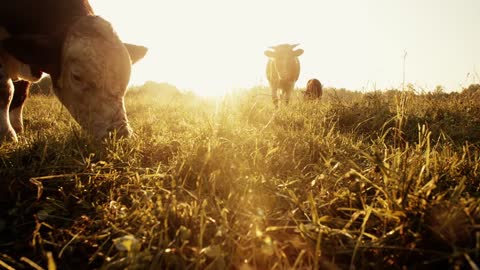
(0, 0, 148, 142)
(264, 44, 303, 107)
(304, 78, 323, 100)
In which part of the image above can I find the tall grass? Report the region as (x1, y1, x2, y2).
(0, 85, 479, 269)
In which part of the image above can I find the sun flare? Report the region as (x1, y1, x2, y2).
(90, 0, 480, 96)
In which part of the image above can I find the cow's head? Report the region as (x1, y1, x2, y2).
(2, 16, 147, 139)
(264, 44, 303, 81)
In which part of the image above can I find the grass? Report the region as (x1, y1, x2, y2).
(0, 84, 479, 269)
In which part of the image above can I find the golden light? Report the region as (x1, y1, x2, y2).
(90, 0, 480, 96)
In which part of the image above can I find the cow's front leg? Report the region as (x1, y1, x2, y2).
(271, 87, 279, 108)
(10, 81, 30, 134)
(0, 67, 17, 142)
(284, 87, 293, 105)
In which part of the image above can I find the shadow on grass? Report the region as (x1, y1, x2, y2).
(0, 134, 129, 269)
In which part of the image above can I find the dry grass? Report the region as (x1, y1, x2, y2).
(0, 85, 479, 269)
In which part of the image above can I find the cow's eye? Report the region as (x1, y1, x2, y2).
(70, 70, 89, 91)
(72, 73, 82, 82)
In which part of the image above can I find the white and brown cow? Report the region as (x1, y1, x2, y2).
(264, 44, 303, 107)
(0, 0, 148, 142)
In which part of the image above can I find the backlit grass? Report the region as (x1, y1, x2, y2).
(1, 84, 479, 269)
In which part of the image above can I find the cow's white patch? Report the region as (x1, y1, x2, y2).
(0, 27, 21, 142)
(0, 78, 17, 142)
(9, 106, 23, 134)
(0, 110, 17, 142)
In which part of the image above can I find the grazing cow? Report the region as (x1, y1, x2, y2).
(304, 78, 323, 100)
(0, 0, 148, 142)
(264, 44, 303, 107)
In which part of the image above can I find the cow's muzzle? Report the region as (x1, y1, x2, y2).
(103, 123, 132, 139)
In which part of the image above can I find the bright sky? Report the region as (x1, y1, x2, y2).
(91, 0, 480, 95)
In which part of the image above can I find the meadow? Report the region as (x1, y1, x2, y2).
(0, 82, 479, 269)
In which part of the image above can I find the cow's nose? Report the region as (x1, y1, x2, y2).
(106, 124, 132, 139)
(116, 124, 133, 138)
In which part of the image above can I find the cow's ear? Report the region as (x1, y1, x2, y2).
(124, 43, 148, 64)
(293, 49, 304, 57)
(2, 35, 58, 65)
(264, 50, 275, 58)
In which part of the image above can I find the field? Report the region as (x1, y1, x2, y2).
(1, 83, 480, 269)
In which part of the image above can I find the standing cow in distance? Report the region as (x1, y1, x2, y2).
(304, 78, 323, 100)
(264, 44, 303, 108)
(0, 0, 148, 143)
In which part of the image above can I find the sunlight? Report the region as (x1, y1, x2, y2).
(90, 0, 480, 95)
(5, 2, 480, 268)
